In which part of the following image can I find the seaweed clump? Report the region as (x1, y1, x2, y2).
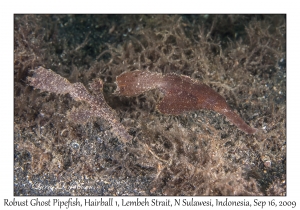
(14, 15, 286, 195)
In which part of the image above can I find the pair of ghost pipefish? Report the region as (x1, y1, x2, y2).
(28, 67, 257, 144)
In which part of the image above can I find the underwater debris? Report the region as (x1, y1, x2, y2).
(115, 70, 257, 134)
(28, 66, 132, 143)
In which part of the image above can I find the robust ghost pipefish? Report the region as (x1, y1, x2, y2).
(115, 70, 257, 134)
(28, 67, 132, 143)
